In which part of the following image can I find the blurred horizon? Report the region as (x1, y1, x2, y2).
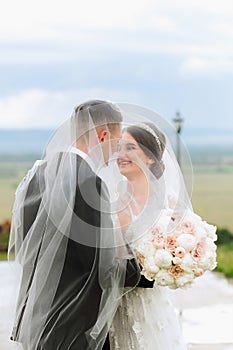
(0, 127, 232, 155)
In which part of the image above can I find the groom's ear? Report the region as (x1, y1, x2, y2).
(97, 129, 108, 143)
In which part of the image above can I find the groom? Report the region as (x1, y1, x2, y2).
(11, 100, 153, 350)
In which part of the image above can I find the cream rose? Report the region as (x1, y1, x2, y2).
(180, 253, 194, 273)
(203, 221, 217, 241)
(175, 246, 186, 258)
(198, 252, 217, 270)
(176, 233, 197, 251)
(175, 272, 195, 288)
(154, 269, 174, 286)
(136, 241, 155, 257)
(154, 249, 173, 268)
(144, 257, 160, 273)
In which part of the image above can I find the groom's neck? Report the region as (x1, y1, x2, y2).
(75, 142, 88, 155)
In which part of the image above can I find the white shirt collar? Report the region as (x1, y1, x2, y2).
(70, 147, 96, 171)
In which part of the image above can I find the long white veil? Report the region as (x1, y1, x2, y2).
(101, 103, 193, 245)
(8, 101, 142, 350)
(8, 101, 193, 350)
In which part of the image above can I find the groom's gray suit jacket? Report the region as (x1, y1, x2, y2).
(11, 154, 152, 350)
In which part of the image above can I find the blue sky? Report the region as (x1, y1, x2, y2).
(0, 0, 232, 135)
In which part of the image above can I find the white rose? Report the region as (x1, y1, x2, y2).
(157, 215, 171, 233)
(193, 267, 204, 277)
(175, 272, 194, 288)
(198, 252, 217, 270)
(175, 246, 186, 258)
(203, 222, 217, 241)
(154, 269, 174, 286)
(136, 241, 155, 257)
(144, 257, 160, 273)
(195, 225, 207, 239)
(180, 253, 195, 273)
(176, 233, 197, 251)
(154, 249, 173, 268)
(205, 237, 217, 251)
(142, 270, 156, 281)
(183, 209, 202, 224)
(154, 240, 164, 249)
(173, 257, 182, 265)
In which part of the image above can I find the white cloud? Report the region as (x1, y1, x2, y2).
(180, 57, 233, 76)
(211, 22, 233, 37)
(2, 0, 231, 42)
(1, 0, 233, 74)
(0, 88, 141, 128)
(176, 0, 233, 16)
(0, 0, 154, 41)
(0, 49, 76, 65)
(0, 0, 232, 132)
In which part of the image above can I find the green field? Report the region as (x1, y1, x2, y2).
(0, 161, 233, 231)
(1, 160, 232, 277)
(191, 171, 233, 230)
(216, 241, 233, 277)
(0, 161, 33, 221)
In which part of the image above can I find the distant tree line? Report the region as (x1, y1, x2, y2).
(0, 219, 11, 234)
(216, 227, 233, 245)
(0, 220, 10, 252)
(0, 220, 233, 252)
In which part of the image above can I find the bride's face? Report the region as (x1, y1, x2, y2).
(117, 132, 151, 178)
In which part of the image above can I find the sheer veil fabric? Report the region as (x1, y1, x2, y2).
(8, 101, 193, 349)
(102, 103, 192, 350)
(101, 103, 193, 246)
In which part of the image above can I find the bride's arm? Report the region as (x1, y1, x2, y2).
(116, 203, 154, 289)
(117, 210, 132, 234)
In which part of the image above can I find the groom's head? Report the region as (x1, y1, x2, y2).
(74, 100, 122, 164)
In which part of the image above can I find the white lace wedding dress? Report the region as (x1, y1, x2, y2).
(109, 285, 187, 349)
(109, 207, 187, 350)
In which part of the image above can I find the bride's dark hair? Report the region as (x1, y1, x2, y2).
(124, 122, 166, 179)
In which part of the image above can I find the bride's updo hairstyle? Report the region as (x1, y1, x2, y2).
(124, 122, 166, 179)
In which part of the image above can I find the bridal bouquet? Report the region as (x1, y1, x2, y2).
(133, 209, 217, 289)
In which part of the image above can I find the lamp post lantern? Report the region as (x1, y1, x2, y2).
(173, 111, 183, 166)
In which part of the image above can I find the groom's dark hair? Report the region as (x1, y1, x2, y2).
(74, 100, 123, 131)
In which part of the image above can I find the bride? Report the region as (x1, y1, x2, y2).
(109, 122, 187, 349)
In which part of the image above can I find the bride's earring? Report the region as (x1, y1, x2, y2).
(146, 159, 153, 168)
(147, 159, 153, 166)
